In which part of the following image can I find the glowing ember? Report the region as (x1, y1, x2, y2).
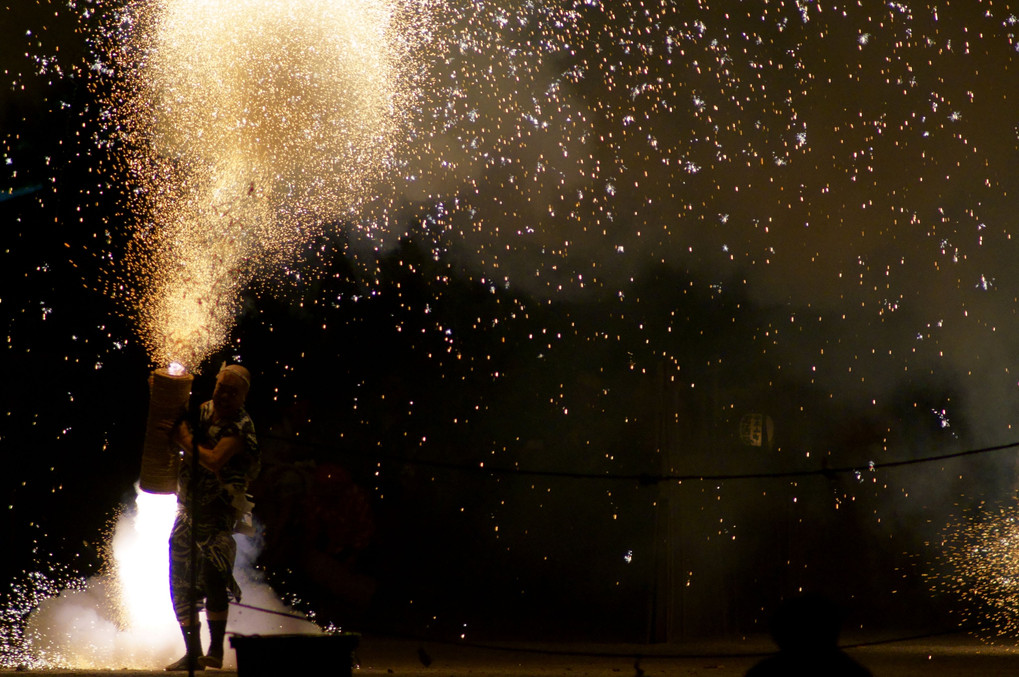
(167, 362, 186, 377)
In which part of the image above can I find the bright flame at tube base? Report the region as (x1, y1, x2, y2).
(111, 489, 180, 636)
(21, 485, 319, 669)
(23, 487, 181, 668)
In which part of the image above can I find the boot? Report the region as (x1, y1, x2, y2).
(165, 623, 204, 671)
(199, 619, 227, 669)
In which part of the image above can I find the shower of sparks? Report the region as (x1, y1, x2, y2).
(77, 0, 1019, 404)
(8, 0, 1019, 646)
(99, 0, 430, 369)
(929, 501, 1019, 640)
(0, 568, 86, 669)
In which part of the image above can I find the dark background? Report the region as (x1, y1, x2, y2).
(4, 0, 1019, 647)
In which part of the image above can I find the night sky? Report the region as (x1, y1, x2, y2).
(4, 0, 1019, 653)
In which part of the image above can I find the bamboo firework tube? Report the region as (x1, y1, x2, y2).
(139, 367, 193, 494)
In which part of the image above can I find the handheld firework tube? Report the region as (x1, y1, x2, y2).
(139, 367, 193, 494)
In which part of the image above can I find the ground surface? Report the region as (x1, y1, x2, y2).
(4, 633, 1019, 676)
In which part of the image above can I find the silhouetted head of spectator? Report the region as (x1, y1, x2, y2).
(769, 593, 846, 653)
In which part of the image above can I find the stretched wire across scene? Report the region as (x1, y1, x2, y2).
(256, 433, 1019, 483)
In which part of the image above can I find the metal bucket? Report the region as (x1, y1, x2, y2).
(231, 633, 360, 677)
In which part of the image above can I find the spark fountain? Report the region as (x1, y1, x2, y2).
(106, 0, 425, 370)
(10, 0, 429, 667)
